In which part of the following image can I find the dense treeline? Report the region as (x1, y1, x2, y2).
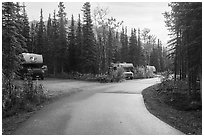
(3, 2, 168, 79)
(2, 2, 47, 117)
(164, 2, 202, 97)
(2, 2, 27, 79)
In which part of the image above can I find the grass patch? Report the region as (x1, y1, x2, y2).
(142, 83, 202, 135)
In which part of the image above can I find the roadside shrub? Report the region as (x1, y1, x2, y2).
(145, 68, 155, 78)
(96, 74, 111, 83)
(160, 70, 171, 82)
(134, 66, 146, 79)
(2, 75, 48, 118)
(157, 79, 201, 111)
(2, 77, 23, 117)
(159, 79, 188, 93)
(23, 77, 47, 105)
(51, 71, 125, 83)
(110, 67, 125, 82)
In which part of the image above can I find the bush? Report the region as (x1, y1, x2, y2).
(110, 67, 125, 82)
(23, 77, 47, 105)
(157, 79, 201, 111)
(134, 66, 146, 79)
(159, 79, 188, 93)
(95, 74, 111, 83)
(49, 71, 125, 83)
(2, 75, 48, 118)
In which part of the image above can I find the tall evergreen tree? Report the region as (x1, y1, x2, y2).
(76, 14, 83, 72)
(82, 2, 97, 73)
(15, 2, 27, 51)
(158, 39, 164, 72)
(107, 27, 113, 67)
(120, 27, 129, 62)
(46, 13, 53, 74)
(51, 10, 59, 75)
(2, 2, 26, 79)
(30, 22, 37, 53)
(124, 27, 129, 62)
(68, 14, 77, 72)
(21, 3, 31, 52)
(128, 29, 138, 66)
(113, 31, 121, 62)
(36, 9, 45, 54)
(57, 2, 68, 73)
(150, 39, 160, 71)
(164, 2, 202, 96)
(47, 14, 52, 39)
(137, 28, 144, 66)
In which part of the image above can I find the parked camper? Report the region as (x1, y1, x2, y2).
(111, 62, 134, 79)
(19, 53, 47, 80)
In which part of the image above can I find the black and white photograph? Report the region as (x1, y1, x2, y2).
(2, 1, 202, 135)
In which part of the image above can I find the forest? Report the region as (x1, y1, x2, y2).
(2, 2, 169, 77)
(2, 2, 202, 118)
(163, 2, 202, 99)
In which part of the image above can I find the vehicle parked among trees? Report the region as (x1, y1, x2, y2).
(111, 63, 134, 80)
(19, 53, 47, 80)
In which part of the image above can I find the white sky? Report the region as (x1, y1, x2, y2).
(24, 2, 171, 45)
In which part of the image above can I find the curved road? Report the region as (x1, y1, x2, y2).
(14, 78, 184, 135)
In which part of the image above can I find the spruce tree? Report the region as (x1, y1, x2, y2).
(76, 14, 83, 72)
(46, 14, 53, 74)
(68, 14, 77, 72)
(30, 22, 37, 53)
(137, 28, 143, 66)
(15, 2, 27, 51)
(36, 9, 45, 54)
(120, 27, 125, 62)
(113, 31, 121, 62)
(2, 2, 25, 79)
(164, 2, 202, 97)
(107, 28, 113, 67)
(52, 10, 59, 75)
(120, 26, 129, 62)
(149, 39, 161, 72)
(124, 27, 129, 62)
(82, 2, 97, 73)
(47, 14, 52, 39)
(21, 3, 31, 52)
(128, 29, 138, 66)
(57, 2, 68, 73)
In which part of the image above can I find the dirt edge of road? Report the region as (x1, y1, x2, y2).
(2, 88, 82, 135)
(142, 84, 202, 135)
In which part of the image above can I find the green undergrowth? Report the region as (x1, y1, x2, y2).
(2, 76, 48, 118)
(2, 77, 83, 135)
(48, 71, 125, 83)
(142, 80, 202, 135)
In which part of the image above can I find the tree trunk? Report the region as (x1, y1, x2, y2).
(199, 71, 202, 101)
(53, 60, 56, 76)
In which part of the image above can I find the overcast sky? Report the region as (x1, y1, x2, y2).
(25, 2, 171, 45)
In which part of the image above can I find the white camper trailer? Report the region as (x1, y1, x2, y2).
(111, 62, 134, 79)
(20, 53, 47, 80)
